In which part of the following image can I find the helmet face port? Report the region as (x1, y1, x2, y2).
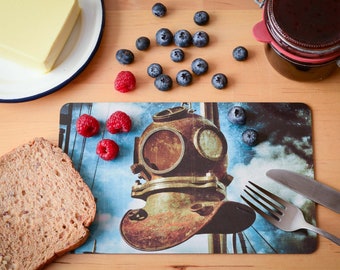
(132, 105, 228, 181)
(194, 126, 227, 161)
(141, 128, 185, 174)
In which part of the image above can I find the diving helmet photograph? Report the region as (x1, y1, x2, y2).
(59, 101, 315, 254)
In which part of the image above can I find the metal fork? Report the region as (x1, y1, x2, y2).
(241, 181, 340, 246)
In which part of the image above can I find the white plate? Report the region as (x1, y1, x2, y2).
(0, 0, 104, 103)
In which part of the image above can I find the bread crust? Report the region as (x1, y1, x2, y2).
(0, 137, 96, 270)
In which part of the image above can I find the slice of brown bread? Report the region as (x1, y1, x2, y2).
(0, 137, 96, 270)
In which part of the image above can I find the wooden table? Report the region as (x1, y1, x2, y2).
(1, 1, 339, 269)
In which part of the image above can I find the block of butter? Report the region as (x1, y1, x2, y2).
(0, 0, 80, 73)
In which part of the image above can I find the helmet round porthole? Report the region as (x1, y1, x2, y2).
(194, 126, 227, 161)
(140, 128, 185, 175)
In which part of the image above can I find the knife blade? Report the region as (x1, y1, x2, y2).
(266, 169, 340, 214)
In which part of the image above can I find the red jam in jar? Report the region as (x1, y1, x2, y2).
(253, 0, 340, 81)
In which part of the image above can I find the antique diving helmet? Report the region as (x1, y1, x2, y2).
(120, 104, 255, 251)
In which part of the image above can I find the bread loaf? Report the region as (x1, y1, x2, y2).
(0, 138, 96, 270)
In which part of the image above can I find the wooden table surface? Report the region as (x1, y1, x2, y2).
(1, 0, 339, 269)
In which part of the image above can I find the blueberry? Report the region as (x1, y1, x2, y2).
(211, 73, 228, 89)
(176, 70, 192, 86)
(191, 58, 209, 75)
(233, 46, 248, 61)
(147, 63, 163, 78)
(227, 106, 247, 125)
(242, 129, 258, 146)
(170, 48, 185, 62)
(115, 49, 134, 64)
(152, 3, 167, 17)
(194, 11, 210, 26)
(154, 74, 173, 91)
(136, 36, 150, 51)
(155, 28, 173, 46)
(192, 31, 210, 47)
(174, 29, 192, 47)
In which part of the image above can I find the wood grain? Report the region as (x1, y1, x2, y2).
(0, 1, 339, 269)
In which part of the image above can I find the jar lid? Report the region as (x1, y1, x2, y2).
(264, 0, 340, 59)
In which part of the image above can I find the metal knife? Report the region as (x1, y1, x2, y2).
(266, 169, 340, 214)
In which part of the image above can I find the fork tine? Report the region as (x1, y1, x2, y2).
(240, 194, 279, 225)
(246, 182, 284, 214)
(243, 185, 283, 221)
(242, 180, 291, 222)
(248, 181, 288, 206)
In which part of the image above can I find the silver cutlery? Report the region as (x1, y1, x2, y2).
(241, 181, 340, 246)
(266, 169, 340, 214)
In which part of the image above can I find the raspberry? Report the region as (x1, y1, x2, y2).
(114, 71, 136, 93)
(106, 111, 132, 134)
(76, 114, 100, 137)
(96, 139, 119, 160)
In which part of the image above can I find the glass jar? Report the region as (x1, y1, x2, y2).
(253, 0, 340, 81)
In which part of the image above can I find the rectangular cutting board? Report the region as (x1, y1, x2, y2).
(59, 102, 316, 254)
